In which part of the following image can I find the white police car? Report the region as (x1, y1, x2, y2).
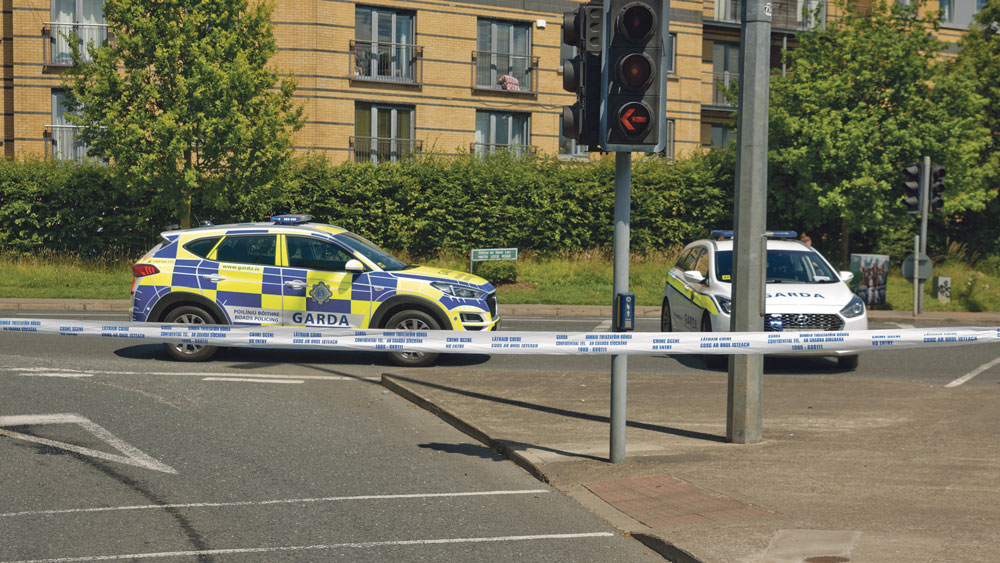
(660, 230, 867, 369)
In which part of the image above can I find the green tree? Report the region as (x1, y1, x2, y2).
(63, 0, 304, 228)
(768, 0, 992, 265)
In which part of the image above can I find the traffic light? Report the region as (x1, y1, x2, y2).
(561, 3, 603, 150)
(902, 162, 921, 214)
(929, 164, 946, 212)
(602, 0, 669, 152)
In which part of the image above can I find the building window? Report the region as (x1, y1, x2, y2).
(667, 33, 676, 75)
(353, 6, 417, 83)
(709, 42, 740, 107)
(939, 0, 953, 22)
(662, 120, 675, 159)
(49, 0, 106, 66)
(711, 125, 734, 149)
(475, 19, 535, 92)
(474, 111, 531, 156)
(50, 90, 90, 162)
(353, 103, 417, 164)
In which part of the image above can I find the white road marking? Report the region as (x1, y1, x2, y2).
(202, 377, 303, 384)
(593, 320, 612, 331)
(0, 533, 615, 562)
(893, 323, 916, 329)
(0, 489, 551, 518)
(10, 313, 125, 318)
(945, 357, 1000, 388)
(0, 413, 176, 474)
(2, 367, 377, 382)
(14, 372, 93, 378)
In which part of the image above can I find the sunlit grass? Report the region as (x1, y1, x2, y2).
(0, 252, 133, 299)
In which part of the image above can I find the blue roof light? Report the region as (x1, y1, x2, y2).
(710, 230, 734, 238)
(271, 214, 312, 225)
(710, 230, 798, 239)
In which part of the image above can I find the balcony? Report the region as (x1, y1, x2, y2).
(470, 143, 536, 158)
(472, 51, 538, 94)
(350, 136, 422, 164)
(350, 40, 423, 85)
(710, 0, 826, 30)
(43, 22, 110, 66)
(45, 125, 91, 163)
(704, 72, 740, 107)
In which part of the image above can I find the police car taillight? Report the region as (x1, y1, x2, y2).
(132, 264, 159, 277)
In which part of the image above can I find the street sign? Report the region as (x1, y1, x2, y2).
(471, 248, 518, 261)
(902, 252, 933, 282)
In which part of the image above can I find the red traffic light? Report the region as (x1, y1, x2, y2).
(616, 53, 654, 90)
(618, 2, 656, 43)
(616, 101, 652, 138)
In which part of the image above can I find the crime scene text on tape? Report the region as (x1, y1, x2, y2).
(1, 318, 997, 356)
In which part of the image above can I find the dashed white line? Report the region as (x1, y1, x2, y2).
(593, 320, 612, 331)
(2, 367, 376, 382)
(1, 533, 615, 562)
(945, 357, 1000, 388)
(201, 377, 303, 384)
(0, 489, 551, 518)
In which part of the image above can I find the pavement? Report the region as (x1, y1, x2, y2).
(4, 299, 1000, 562)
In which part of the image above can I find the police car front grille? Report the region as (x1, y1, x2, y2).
(486, 293, 497, 317)
(765, 313, 843, 331)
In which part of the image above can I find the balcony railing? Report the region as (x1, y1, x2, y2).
(705, 72, 740, 107)
(470, 143, 536, 158)
(472, 51, 538, 94)
(350, 40, 423, 84)
(350, 136, 422, 163)
(44, 22, 110, 66)
(45, 125, 92, 163)
(711, 0, 825, 30)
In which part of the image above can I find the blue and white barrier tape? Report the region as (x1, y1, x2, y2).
(2, 318, 997, 356)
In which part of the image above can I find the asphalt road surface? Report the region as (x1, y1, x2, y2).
(2, 309, 998, 562)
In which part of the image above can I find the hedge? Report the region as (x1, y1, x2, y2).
(0, 151, 737, 258)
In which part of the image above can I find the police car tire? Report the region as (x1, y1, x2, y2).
(701, 314, 727, 369)
(838, 354, 859, 370)
(162, 305, 221, 362)
(660, 298, 672, 332)
(385, 310, 440, 367)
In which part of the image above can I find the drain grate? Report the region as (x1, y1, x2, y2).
(805, 557, 850, 563)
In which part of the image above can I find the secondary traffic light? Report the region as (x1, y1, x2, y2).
(602, 0, 669, 152)
(929, 164, 946, 212)
(561, 3, 603, 149)
(902, 162, 921, 214)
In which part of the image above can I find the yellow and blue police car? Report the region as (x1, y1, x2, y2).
(661, 230, 867, 369)
(130, 214, 499, 366)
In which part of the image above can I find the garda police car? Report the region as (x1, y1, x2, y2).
(130, 214, 499, 366)
(661, 230, 867, 369)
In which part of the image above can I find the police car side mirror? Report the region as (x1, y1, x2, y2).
(839, 271, 854, 283)
(683, 270, 706, 285)
(345, 259, 365, 273)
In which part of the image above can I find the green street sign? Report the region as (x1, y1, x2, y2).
(471, 248, 518, 261)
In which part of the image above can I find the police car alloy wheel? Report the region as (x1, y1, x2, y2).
(162, 305, 221, 362)
(386, 310, 440, 367)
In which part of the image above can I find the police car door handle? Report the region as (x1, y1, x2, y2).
(202, 274, 226, 283)
(284, 280, 307, 290)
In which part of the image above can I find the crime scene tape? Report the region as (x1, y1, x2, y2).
(2, 318, 998, 356)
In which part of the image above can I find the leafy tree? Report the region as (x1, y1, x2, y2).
(768, 0, 992, 265)
(63, 0, 304, 228)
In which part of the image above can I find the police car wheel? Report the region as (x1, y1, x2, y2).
(385, 310, 440, 368)
(837, 354, 859, 370)
(660, 298, 672, 332)
(701, 314, 727, 369)
(162, 305, 221, 362)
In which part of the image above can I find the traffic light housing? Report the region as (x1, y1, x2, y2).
(601, 0, 669, 152)
(561, 3, 603, 150)
(929, 164, 945, 212)
(902, 162, 921, 214)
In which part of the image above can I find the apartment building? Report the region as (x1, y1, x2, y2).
(0, 0, 985, 163)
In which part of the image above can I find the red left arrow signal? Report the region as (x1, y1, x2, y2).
(617, 102, 651, 137)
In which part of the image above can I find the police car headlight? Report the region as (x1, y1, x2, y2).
(431, 282, 486, 300)
(716, 296, 732, 315)
(840, 295, 865, 318)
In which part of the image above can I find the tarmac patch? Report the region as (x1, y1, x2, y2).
(584, 474, 771, 528)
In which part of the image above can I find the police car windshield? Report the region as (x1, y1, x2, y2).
(335, 232, 409, 271)
(715, 250, 838, 284)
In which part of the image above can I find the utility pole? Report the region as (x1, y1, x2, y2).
(727, 0, 770, 444)
(610, 151, 630, 463)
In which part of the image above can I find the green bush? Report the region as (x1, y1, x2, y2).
(473, 260, 518, 285)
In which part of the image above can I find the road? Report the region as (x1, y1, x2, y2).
(2, 308, 998, 562)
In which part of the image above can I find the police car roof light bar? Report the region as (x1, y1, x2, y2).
(710, 230, 734, 238)
(271, 214, 312, 225)
(710, 230, 798, 239)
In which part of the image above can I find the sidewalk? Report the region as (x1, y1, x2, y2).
(382, 367, 1000, 562)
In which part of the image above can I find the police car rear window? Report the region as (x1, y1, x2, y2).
(184, 237, 221, 259)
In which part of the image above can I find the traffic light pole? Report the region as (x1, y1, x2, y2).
(919, 155, 930, 314)
(610, 151, 630, 464)
(727, 0, 770, 444)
